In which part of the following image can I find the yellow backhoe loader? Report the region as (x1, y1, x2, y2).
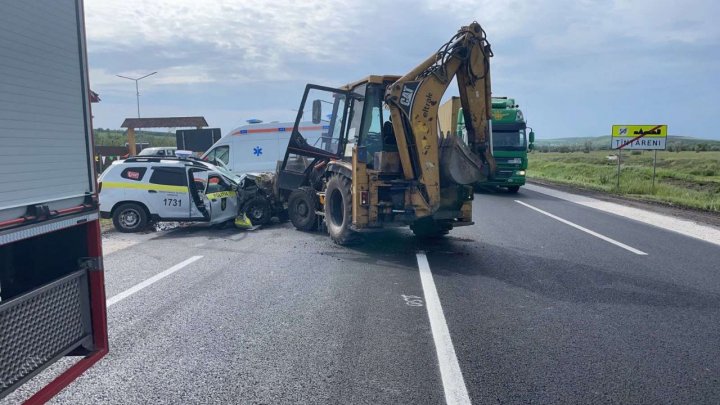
(275, 21, 495, 244)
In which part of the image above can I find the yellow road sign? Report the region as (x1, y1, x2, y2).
(612, 125, 667, 138)
(611, 125, 667, 150)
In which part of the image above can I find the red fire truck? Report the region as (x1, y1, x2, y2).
(0, 0, 108, 403)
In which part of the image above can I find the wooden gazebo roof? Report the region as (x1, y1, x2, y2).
(121, 117, 208, 128)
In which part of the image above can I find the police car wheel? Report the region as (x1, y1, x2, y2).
(244, 197, 271, 226)
(113, 203, 148, 233)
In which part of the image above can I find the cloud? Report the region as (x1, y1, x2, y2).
(86, 0, 378, 85)
(85, 0, 720, 139)
(424, 0, 719, 45)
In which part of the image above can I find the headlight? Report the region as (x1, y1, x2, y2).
(517, 170, 526, 176)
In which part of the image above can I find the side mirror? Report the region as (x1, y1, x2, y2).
(529, 131, 535, 143)
(312, 100, 322, 124)
(528, 143, 535, 151)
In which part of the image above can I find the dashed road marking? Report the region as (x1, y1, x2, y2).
(107, 256, 203, 307)
(515, 200, 648, 255)
(416, 252, 472, 405)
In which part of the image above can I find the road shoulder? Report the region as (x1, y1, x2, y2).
(524, 181, 720, 247)
(527, 179, 720, 228)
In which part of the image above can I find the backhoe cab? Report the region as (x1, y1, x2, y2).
(276, 22, 494, 244)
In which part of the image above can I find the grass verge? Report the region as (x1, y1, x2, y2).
(528, 151, 720, 212)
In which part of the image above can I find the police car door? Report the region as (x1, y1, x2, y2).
(189, 169, 211, 221)
(205, 172, 238, 223)
(147, 166, 191, 219)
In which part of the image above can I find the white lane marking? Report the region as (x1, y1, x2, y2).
(106, 256, 203, 307)
(525, 183, 720, 247)
(515, 200, 648, 255)
(416, 252, 472, 405)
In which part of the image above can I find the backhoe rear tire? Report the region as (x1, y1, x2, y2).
(288, 187, 318, 231)
(324, 174, 355, 245)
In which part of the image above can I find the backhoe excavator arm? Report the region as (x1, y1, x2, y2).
(385, 22, 495, 215)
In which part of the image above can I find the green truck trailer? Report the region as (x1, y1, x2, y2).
(440, 96, 534, 193)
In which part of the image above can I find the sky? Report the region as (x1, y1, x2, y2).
(86, 0, 720, 140)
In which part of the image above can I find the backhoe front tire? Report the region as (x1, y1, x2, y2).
(288, 187, 318, 231)
(324, 175, 355, 245)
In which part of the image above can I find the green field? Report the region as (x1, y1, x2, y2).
(528, 151, 720, 212)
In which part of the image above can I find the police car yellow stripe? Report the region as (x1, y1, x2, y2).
(102, 182, 188, 193)
(206, 191, 236, 199)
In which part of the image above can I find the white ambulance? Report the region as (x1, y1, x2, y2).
(202, 121, 329, 175)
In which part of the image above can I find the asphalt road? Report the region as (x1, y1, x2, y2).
(4, 184, 720, 404)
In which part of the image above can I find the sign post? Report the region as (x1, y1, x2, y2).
(652, 149, 658, 193)
(616, 148, 622, 190)
(611, 125, 667, 192)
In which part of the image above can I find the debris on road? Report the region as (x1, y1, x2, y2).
(234, 213, 257, 230)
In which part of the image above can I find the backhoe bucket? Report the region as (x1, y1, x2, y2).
(439, 132, 488, 185)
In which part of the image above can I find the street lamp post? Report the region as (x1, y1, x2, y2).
(116, 72, 157, 155)
(116, 71, 157, 119)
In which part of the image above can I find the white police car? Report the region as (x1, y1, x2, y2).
(98, 151, 242, 232)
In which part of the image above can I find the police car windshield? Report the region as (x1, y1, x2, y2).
(208, 160, 241, 184)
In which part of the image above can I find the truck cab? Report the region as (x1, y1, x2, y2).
(456, 97, 535, 193)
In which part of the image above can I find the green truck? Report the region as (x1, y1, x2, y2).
(456, 97, 534, 193)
